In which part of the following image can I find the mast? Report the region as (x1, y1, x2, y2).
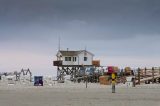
(58, 36, 61, 51)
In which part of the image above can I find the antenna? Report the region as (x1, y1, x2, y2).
(58, 36, 61, 51)
(85, 45, 87, 51)
(84, 45, 87, 56)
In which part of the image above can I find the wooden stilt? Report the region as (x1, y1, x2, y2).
(152, 67, 154, 84)
(138, 68, 141, 85)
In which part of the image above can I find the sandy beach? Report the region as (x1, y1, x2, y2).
(0, 82, 160, 106)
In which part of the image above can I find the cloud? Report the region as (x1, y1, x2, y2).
(0, 0, 160, 41)
(0, 0, 160, 75)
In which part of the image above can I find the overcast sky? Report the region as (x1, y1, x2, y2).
(0, 0, 160, 75)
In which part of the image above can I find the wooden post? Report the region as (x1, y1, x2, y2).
(133, 76, 136, 87)
(152, 67, 154, 84)
(86, 76, 88, 88)
(144, 67, 147, 77)
(159, 67, 160, 75)
(111, 73, 116, 93)
(57, 66, 59, 80)
(138, 68, 141, 85)
(30, 74, 32, 82)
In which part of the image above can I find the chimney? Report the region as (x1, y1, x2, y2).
(67, 48, 69, 51)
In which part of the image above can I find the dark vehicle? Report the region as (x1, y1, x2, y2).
(34, 76, 43, 86)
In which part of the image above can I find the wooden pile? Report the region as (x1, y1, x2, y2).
(99, 76, 111, 85)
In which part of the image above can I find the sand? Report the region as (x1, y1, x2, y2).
(0, 82, 160, 106)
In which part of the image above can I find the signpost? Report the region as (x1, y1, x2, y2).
(86, 76, 88, 88)
(112, 73, 116, 93)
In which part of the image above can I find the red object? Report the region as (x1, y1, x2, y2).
(108, 66, 114, 74)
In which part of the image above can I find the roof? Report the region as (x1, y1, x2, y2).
(58, 50, 94, 56)
(59, 51, 79, 56)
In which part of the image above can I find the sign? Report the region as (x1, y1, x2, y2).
(112, 73, 116, 79)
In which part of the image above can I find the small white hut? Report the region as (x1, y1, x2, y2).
(56, 50, 94, 66)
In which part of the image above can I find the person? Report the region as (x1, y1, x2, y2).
(131, 70, 134, 76)
(39, 78, 43, 86)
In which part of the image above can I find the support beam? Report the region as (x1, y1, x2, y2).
(138, 68, 141, 85)
(159, 67, 160, 75)
(144, 67, 147, 77)
(152, 67, 155, 84)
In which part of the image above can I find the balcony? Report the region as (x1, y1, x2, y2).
(53, 61, 62, 66)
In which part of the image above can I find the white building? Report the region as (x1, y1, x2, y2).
(56, 50, 94, 66)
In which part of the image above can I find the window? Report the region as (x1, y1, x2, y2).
(68, 57, 71, 61)
(65, 57, 71, 61)
(65, 57, 68, 61)
(73, 57, 77, 62)
(84, 57, 87, 61)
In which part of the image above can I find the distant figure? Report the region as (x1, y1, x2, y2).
(131, 70, 134, 76)
(34, 79, 39, 86)
(39, 78, 43, 86)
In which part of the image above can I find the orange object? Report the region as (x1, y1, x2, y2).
(99, 76, 111, 85)
(92, 60, 100, 67)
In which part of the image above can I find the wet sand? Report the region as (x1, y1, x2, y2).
(0, 82, 160, 106)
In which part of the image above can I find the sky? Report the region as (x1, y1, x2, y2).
(0, 0, 160, 75)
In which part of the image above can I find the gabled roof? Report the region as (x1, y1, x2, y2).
(58, 51, 79, 56)
(57, 50, 94, 56)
